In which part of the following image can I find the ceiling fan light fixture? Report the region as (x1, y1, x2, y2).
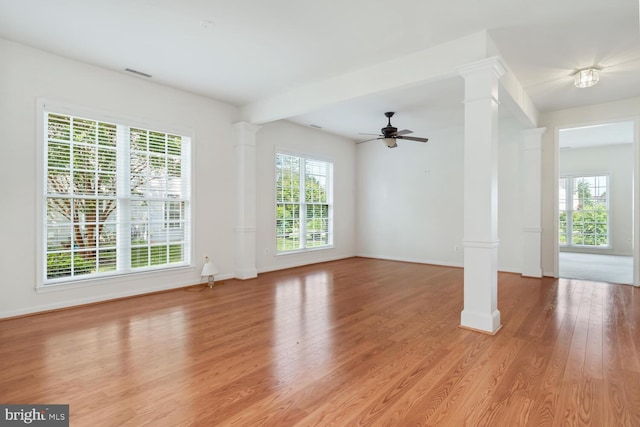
(573, 68, 599, 88)
(356, 112, 428, 148)
(383, 137, 397, 148)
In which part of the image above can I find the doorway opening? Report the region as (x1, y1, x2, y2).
(557, 120, 634, 284)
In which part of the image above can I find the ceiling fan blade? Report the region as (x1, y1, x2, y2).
(397, 135, 429, 143)
(356, 137, 382, 144)
(393, 129, 413, 136)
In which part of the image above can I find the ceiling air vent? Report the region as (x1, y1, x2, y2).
(124, 68, 152, 78)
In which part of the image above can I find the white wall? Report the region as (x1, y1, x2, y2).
(540, 97, 640, 277)
(560, 144, 633, 256)
(356, 125, 464, 266)
(0, 39, 243, 318)
(355, 117, 525, 273)
(255, 120, 357, 272)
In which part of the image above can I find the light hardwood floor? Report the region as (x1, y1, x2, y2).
(1, 257, 639, 426)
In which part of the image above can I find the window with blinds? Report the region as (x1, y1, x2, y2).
(44, 110, 191, 284)
(276, 153, 332, 253)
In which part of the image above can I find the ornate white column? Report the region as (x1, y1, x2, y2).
(457, 57, 506, 334)
(521, 128, 546, 278)
(232, 122, 261, 279)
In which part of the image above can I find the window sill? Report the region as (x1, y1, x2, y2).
(559, 246, 612, 253)
(36, 264, 194, 293)
(276, 245, 335, 256)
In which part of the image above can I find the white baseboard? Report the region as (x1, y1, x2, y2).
(355, 252, 464, 269)
(256, 254, 354, 274)
(0, 273, 235, 319)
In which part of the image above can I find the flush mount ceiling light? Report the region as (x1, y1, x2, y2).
(573, 68, 600, 88)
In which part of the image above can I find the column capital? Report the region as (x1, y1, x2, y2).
(232, 122, 261, 147)
(232, 121, 262, 132)
(456, 56, 507, 80)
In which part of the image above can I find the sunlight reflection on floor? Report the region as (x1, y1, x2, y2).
(273, 271, 334, 385)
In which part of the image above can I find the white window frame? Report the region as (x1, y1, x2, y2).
(275, 151, 334, 254)
(559, 174, 610, 248)
(36, 100, 193, 288)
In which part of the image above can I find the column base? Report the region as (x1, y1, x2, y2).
(459, 323, 503, 336)
(234, 268, 258, 280)
(521, 269, 542, 278)
(521, 228, 542, 278)
(460, 308, 501, 334)
(234, 227, 257, 281)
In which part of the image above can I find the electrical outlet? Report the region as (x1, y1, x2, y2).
(454, 245, 460, 252)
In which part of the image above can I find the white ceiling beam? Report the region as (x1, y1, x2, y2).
(498, 65, 539, 128)
(484, 34, 539, 127)
(242, 32, 495, 124)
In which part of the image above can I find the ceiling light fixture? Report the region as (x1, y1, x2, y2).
(573, 68, 600, 88)
(383, 137, 397, 148)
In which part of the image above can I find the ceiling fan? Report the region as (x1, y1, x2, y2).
(357, 112, 429, 148)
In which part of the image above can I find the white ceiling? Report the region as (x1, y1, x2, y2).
(559, 120, 635, 149)
(1, 0, 639, 140)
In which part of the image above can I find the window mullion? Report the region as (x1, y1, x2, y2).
(299, 158, 307, 249)
(181, 136, 191, 263)
(566, 177, 573, 246)
(117, 125, 131, 271)
(69, 118, 76, 277)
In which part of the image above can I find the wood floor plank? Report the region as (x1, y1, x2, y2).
(408, 274, 543, 426)
(601, 284, 640, 426)
(584, 283, 604, 380)
(527, 282, 584, 426)
(1, 257, 639, 426)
